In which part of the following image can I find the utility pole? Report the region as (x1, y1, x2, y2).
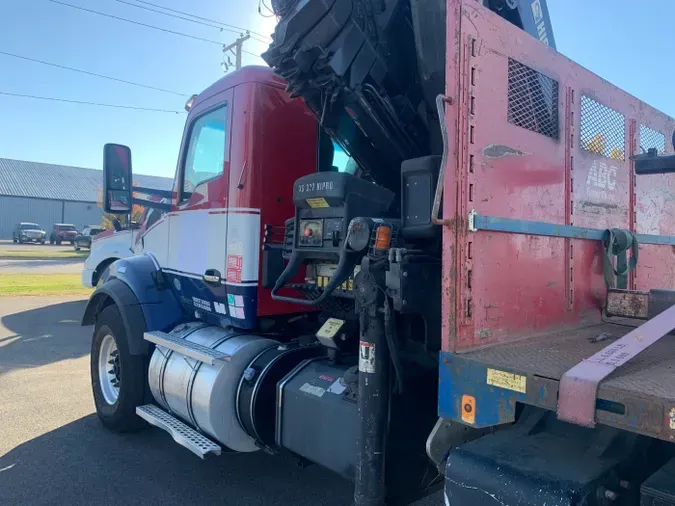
(222, 33, 251, 73)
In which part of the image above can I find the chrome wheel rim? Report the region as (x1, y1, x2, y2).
(99, 334, 120, 405)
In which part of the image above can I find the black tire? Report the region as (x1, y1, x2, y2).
(91, 305, 147, 432)
(18, 238, 23, 244)
(12, 238, 16, 243)
(74, 244, 81, 251)
(56, 239, 62, 245)
(40, 240, 46, 244)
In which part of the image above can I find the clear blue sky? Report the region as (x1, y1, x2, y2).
(0, 0, 275, 177)
(0, 0, 673, 178)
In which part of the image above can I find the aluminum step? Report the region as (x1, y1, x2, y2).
(136, 405, 221, 459)
(144, 330, 231, 365)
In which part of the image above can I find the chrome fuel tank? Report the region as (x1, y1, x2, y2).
(148, 323, 277, 452)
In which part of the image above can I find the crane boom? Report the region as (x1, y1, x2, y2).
(262, 0, 555, 195)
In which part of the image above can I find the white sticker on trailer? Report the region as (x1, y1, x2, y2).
(327, 379, 347, 395)
(359, 341, 376, 374)
(300, 383, 325, 398)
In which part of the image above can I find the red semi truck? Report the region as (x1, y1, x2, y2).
(84, 1, 675, 505)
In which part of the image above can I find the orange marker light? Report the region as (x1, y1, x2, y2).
(461, 395, 476, 424)
(374, 225, 392, 250)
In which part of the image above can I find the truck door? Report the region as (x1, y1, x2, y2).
(165, 90, 233, 316)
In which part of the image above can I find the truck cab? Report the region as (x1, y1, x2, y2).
(118, 66, 318, 328)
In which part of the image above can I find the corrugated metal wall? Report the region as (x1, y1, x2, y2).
(0, 196, 104, 238)
(0, 196, 62, 238)
(64, 201, 105, 232)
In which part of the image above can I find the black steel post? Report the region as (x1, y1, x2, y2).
(354, 260, 390, 506)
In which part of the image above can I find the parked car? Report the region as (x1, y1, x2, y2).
(73, 226, 106, 251)
(12, 222, 47, 244)
(49, 223, 78, 245)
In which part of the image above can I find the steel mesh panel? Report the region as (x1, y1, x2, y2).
(507, 58, 559, 139)
(639, 125, 666, 154)
(580, 96, 625, 161)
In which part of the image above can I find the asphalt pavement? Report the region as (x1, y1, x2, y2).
(0, 239, 78, 253)
(0, 296, 442, 506)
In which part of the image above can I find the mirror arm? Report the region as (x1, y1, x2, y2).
(131, 197, 172, 212)
(132, 186, 173, 199)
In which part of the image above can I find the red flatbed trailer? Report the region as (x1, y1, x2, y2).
(437, 0, 675, 442)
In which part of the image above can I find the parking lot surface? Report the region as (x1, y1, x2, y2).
(0, 239, 79, 253)
(0, 296, 441, 505)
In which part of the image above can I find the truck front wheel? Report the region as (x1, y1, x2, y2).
(91, 305, 146, 432)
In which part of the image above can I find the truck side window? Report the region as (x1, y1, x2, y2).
(182, 105, 227, 201)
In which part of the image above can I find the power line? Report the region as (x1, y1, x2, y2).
(47, 0, 265, 59)
(114, 0, 243, 37)
(0, 50, 188, 97)
(128, 0, 273, 42)
(47, 0, 224, 46)
(0, 91, 185, 114)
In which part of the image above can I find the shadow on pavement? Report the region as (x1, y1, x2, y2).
(0, 414, 353, 506)
(0, 259, 84, 268)
(0, 300, 91, 376)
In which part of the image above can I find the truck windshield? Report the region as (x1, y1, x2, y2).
(318, 129, 357, 174)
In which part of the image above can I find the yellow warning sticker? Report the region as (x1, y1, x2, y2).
(486, 368, 527, 394)
(306, 197, 329, 208)
(317, 318, 345, 339)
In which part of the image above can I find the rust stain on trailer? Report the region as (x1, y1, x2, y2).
(443, 216, 460, 351)
(577, 200, 620, 214)
(482, 144, 528, 158)
(477, 328, 492, 340)
(496, 397, 516, 424)
(605, 289, 649, 319)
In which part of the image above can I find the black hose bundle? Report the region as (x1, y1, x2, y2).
(271, 0, 299, 17)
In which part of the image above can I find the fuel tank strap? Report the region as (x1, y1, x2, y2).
(557, 303, 675, 427)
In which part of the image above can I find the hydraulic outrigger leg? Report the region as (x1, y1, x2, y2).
(354, 258, 390, 506)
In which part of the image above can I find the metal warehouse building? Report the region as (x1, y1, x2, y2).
(0, 158, 173, 238)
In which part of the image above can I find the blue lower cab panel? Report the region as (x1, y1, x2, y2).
(163, 271, 258, 329)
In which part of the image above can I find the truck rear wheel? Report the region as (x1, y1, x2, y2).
(91, 305, 146, 432)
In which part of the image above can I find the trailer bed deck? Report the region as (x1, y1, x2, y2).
(461, 323, 675, 404)
(441, 323, 675, 441)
